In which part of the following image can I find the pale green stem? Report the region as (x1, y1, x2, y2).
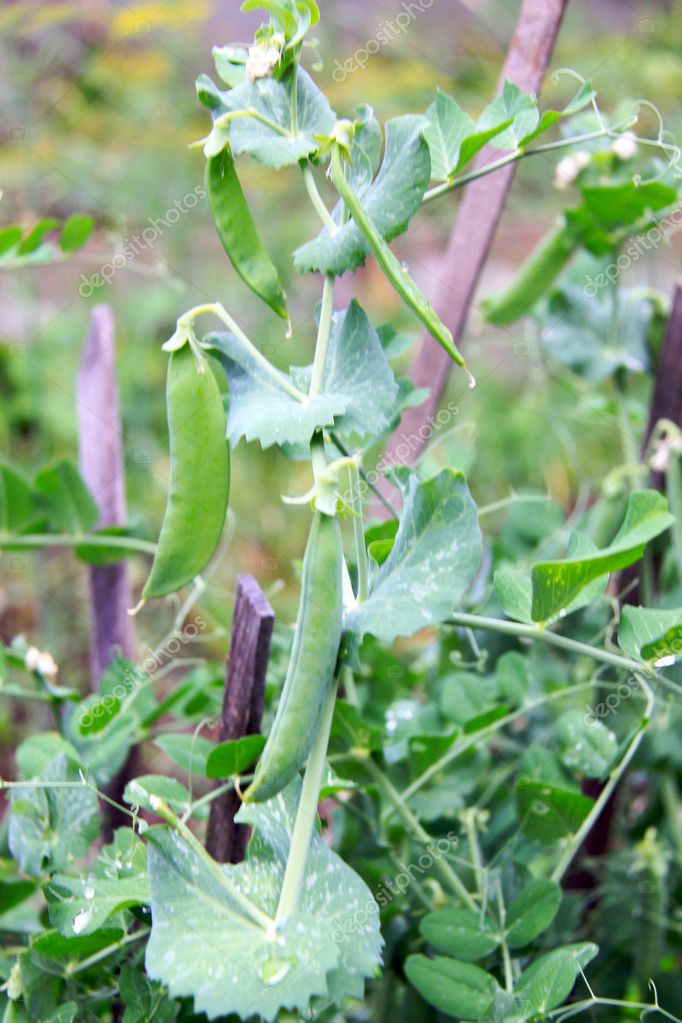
(422, 120, 638, 203)
(389, 681, 606, 814)
(301, 162, 337, 234)
(477, 494, 552, 518)
(309, 274, 335, 397)
(66, 928, 149, 977)
(275, 687, 336, 924)
(461, 809, 484, 900)
(180, 780, 236, 824)
(666, 453, 682, 581)
(550, 673, 653, 883)
(495, 879, 513, 994)
(151, 796, 272, 930)
(347, 461, 368, 602)
(362, 755, 477, 910)
(0, 685, 68, 704)
(0, 533, 156, 555)
(188, 303, 306, 402)
(550, 997, 681, 1023)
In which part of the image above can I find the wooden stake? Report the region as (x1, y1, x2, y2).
(206, 575, 274, 864)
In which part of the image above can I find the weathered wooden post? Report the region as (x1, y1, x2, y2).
(206, 574, 274, 864)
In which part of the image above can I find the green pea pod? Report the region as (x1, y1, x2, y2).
(244, 510, 343, 803)
(205, 150, 288, 321)
(142, 344, 230, 600)
(482, 220, 578, 326)
(330, 144, 467, 371)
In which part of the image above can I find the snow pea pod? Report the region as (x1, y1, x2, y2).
(142, 344, 230, 600)
(330, 144, 468, 371)
(244, 510, 343, 803)
(205, 150, 288, 321)
(482, 220, 577, 326)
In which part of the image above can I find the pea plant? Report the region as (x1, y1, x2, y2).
(3, 2, 682, 1021)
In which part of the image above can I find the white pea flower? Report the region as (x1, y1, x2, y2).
(25, 645, 58, 679)
(246, 34, 284, 82)
(612, 131, 638, 160)
(554, 150, 590, 190)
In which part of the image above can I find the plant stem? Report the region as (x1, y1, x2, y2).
(389, 682, 597, 815)
(449, 611, 648, 674)
(0, 534, 156, 555)
(550, 673, 653, 883)
(309, 274, 335, 397)
(347, 461, 368, 602)
(666, 452, 682, 581)
(329, 432, 398, 518)
(495, 878, 514, 994)
(66, 928, 149, 977)
(275, 686, 336, 924)
(362, 755, 477, 910)
(150, 796, 273, 930)
(301, 162, 337, 234)
(422, 122, 637, 203)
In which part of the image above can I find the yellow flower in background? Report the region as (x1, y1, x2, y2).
(111, 0, 209, 39)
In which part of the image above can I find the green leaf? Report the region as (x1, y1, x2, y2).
(424, 89, 513, 180)
(514, 942, 598, 1014)
(0, 225, 23, 254)
(541, 286, 655, 381)
(74, 525, 151, 565)
(478, 80, 539, 149)
(420, 910, 500, 961)
(344, 468, 481, 643)
(124, 775, 195, 817)
(15, 733, 80, 779)
(203, 331, 343, 448)
(294, 115, 431, 275)
(516, 779, 594, 842)
(47, 829, 150, 936)
(517, 80, 596, 146)
(34, 459, 98, 533)
(618, 605, 682, 665)
(17, 218, 59, 255)
(205, 734, 266, 778)
(506, 879, 562, 949)
(495, 651, 530, 705)
(580, 180, 677, 230)
(291, 300, 398, 439)
(531, 490, 673, 621)
(145, 779, 382, 1021)
(212, 45, 248, 87)
(154, 734, 216, 776)
(555, 709, 618, 778)
(0, 462, 44, 533)
(214, 66, 336, 168)
(404, 955, 498, 1020)
(59, 213, 94, 253)
(8, 753, 99, 876)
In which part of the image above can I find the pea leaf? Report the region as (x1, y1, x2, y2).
(47, 829, 150, 937)
(124, 776, 195, 817)
(202, 66, 336, 168)
(530, 490, 673, 622)
(8, 753, 99, 876)
(154, 734, 216, 776)
(205, 734, 266, 778)
(514, 942, 598, 1014)
(291, 300, 399, 438)
(505, 879, 562, 949)
(344, 468, 482, 643)
(203, 331, 343, 448)
(618, 605, 682, 665)
(478, 80, 539, 149)
(420, 910, 500, 961)
(541, 286, 655, 381)
(516, 779, 593, 842)
(0, 461, 45, 532)
(34, 459, 98, 532)
(59, 213, 94, 253)
(145, 779, 382, 1021)
(496, 532, 608, 624)
(555, 709, 618, 778)
(404, 956, 498, 1020)
(424, 89, 514, 181)
(294, 115, 431, 275)
(517, 80, 596, 146)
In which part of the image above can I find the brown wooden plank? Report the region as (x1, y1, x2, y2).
(206, 574, 274, 864)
